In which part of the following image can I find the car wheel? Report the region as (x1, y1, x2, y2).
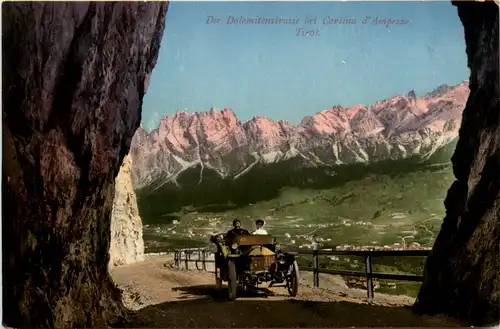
(227, 260, 238, 301)
(286, 260, 299, 297)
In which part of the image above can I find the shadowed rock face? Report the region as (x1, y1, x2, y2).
(2, 2, 167, 327)
(414, 1, 499, 326)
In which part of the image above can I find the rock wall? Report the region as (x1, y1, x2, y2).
(414, 1, 499, 326)
(2, 3, 168, 328)
(109, 155, 145, 267)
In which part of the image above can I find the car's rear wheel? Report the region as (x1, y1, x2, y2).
(286, 260, 299, 297)
(227, 260, 238, 301)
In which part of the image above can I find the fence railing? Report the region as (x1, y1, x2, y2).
(174, 248, 215, 271)
(172, 246, 430, 299)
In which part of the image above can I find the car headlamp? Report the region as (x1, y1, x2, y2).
(231, 243, 238, 249)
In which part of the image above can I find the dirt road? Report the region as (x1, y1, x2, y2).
(110, 255, 463, 327)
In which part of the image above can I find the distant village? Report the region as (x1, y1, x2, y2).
(144, 213, 434, 253)
(332, 242, 430, 251)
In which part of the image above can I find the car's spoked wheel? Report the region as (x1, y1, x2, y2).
(227, 260, 238, 301)
(286, 260, 299, 297)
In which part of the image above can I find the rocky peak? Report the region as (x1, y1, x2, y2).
(109, 155, 144, 267)
(426, 84, 453, 98)
(425, 81, 470, 98)
(244, 116, 295, 149)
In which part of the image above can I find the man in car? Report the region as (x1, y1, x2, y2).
(225, 219, 250, 242)
(252, 219, 268, 235)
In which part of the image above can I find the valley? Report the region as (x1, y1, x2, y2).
(140, 162, 454, 253)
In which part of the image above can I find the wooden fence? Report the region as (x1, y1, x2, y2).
(173, 246, 430, 299)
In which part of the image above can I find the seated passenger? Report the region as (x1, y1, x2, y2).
(252, 219, 268, 235)
(225, 219, 250, 242)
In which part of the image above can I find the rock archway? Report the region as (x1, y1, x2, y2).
(2, 1, 498, 327)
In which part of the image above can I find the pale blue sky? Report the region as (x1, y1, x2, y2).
(142, 1, 468, 130)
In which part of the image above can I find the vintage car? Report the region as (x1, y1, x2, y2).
(210, 232, 300, 300)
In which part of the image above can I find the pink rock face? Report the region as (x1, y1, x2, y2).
(244, 116, 296, 153)
(131, 82, 470, 188)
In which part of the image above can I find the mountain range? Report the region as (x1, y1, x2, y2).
(130, 81, 469, 217)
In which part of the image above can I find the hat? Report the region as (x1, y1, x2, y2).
(255, 219, 264, 225)
(233, 219, 241, 225)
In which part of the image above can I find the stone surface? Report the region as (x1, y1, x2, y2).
(131, 83, 469, 188)
(414, 1, 500, 326)
(2, 2, 168, 327)
(109, 155, 145, 267)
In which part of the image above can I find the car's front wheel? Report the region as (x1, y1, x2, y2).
(227, 260, 238, 301)
(286, 260, 300, 297)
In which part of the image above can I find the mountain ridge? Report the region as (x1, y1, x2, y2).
(130, 81, 469, 190)
(139, 82, 467, 132)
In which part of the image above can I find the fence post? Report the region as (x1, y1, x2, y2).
(202, 249, 206, 271)
(196, 249, 201, 270)
(174, 250, 179, 268)
(313, 248, 319, 288)
(365, 254, 374, 299)
(185, 251, 189, 270)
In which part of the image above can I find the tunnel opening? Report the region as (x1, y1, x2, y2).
(1, 1, 498, 328)
(131, 0, 480, 316)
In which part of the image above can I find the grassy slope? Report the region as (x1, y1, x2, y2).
(136, 144, 456, 218)
(150, 166, 452, 243)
